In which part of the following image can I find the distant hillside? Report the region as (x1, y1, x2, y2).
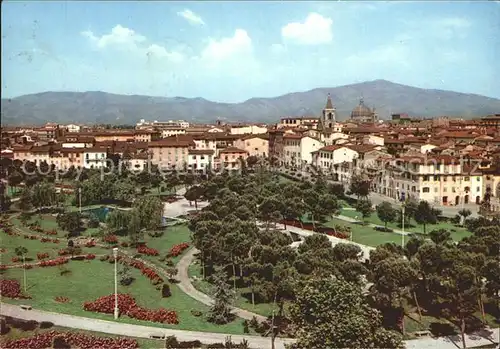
(2, 80, 499, 125)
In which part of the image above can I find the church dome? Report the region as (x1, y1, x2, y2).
(351, 98, 373, 118)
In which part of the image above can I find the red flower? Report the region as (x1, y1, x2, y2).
(137, 245, 159, 256)
(167, 243, 190, 257)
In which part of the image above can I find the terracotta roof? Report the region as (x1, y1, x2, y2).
(84, 147, 108, 153)
(345, 145, 378, 154)
(283, 134, 302, 139)
(149, 136, 195, 147)
(219, 147, 248, 154)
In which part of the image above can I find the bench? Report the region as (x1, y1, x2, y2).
(20, 305, 32, 310)
(148, 334, 165, 340)
(414, 330, 431, 337)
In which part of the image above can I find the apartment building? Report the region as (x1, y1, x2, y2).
(134, 130, 161, 142)
(83, 147, 108, 169)
(234, 134, 269, 157)
(60, 135, 95, 148)
(187, 149, 215, 171)
(278, 117, 319, 129)
(148, 137, 195, 170)
(229, 124, 268, 135)
(375, 156, 483, 205)
(217, 147, 248, 170)
(312, 145, 359, 171)
(161, 126, 186, 138)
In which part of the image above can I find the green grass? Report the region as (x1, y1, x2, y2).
(1, 229, 109, 264)
(324, 218, 403, 247)
(188, 260, 278, 318)
(2, 259, 246, 334)
(0, 325, 163, 348)
(338, 209, 471, 241)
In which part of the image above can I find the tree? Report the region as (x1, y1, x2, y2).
(458, 208, 472, 226)
(355, 199, 373, 223)
(289, 277, 404, 349)
(349, 174, 371, 199)
(127, 209, 143, 246)
(56, 212, 82, 234)
(376, 202, 397, 229)
(18, 188, 33, 211)
(246, 155, 258, 167)
(207, 268, 234, 324)
(7, 170, 23, 194)
(414, 201, 438, 234)
(184, 185, 204, 211)
(106, 210, 130, 232)
(133, 196, 163, 230)
(15, 246, 28, 258)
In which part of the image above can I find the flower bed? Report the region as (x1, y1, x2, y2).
(23, 235, 39, 240)
(103, 234, 118, 244)
(85, 240, 96, 248)
(37, 252, 50, 260)
(0, 248, 6, 253)
(85, 254, 96, 260)
(0, 279, 30, 299)
(39, 257, 69, 267)
(3, 330, 138, 349)
(167, 243, 190, 257)
(137, 245, 159, 256)
(111, 258, 163, 285)
(55, 296, 71, 303)
(11, 257, 20, 263)
(58, 249, 71, 256)
(83, 294, 178, 324)
(44, 229, 58, 236)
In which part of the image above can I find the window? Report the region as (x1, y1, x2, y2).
(443, 176, 447, 182)
(434, 187, 439, 193)
(476, 187, 480, 192)
(443, 187, 447, 192)
(465, 177, 470, 181)
(452, 187, 456, 193)
(476, 177, 481, 181)
(423, 175, 429, 181)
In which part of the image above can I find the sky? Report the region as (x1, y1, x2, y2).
(2, 1, 500, 102)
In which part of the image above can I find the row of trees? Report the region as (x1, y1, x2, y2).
(189, 170, 499, 348)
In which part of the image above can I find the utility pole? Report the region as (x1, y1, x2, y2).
(23, 254, 27, 292)
(113, 247, 119, 320)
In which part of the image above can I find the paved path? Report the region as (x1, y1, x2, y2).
(176, 248, 268, 323)
(0, 303, 294, 349)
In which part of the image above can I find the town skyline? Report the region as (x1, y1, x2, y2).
(2, 1, 500, 102)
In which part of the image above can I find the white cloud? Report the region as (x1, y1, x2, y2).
(177, 9, 205, 26)
(281, 13, 333, 45)
(82, 25, 183, 63)
(81, 25, 146, 49)
(146, 44, 184, 63)
(201, 29, 252, 61)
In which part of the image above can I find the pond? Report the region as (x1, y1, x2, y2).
(84, 206, 114, 222)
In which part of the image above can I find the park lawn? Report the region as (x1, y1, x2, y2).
(0, 229, 109, 265)
(11, 214, 97, 239)
(339, 209, 471, 241)
(2, 260, 247, 334)
(0, 325, 163, 348)
(325, 218, 403, 247)
(188, 261, 278, 318)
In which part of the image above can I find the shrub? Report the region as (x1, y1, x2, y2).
(191, 310, 202, 317)
(374, 226, 394, 233)
(137, 245, 159, 256)
(39, 321, 54, 329)
(0, 279, 29, 299)
(161, 284, 171, 298)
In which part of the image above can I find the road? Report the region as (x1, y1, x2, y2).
(0, 303, 295, 349)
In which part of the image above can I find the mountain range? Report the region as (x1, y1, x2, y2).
(2, 79, 499, 126)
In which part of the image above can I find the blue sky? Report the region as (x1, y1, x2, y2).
(2, 1, 499, 102)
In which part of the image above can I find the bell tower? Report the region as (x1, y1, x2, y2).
(322, 93, 336, 129)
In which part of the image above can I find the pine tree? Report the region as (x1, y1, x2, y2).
(207, 268, 235, 324)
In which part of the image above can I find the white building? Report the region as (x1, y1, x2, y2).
(83, 148, 108, 169)
(312, 145, 359, 171)
(65, 124, 81, 133)
(161, 127, 186, 138)
(187, 149, 215, 171)
(229, 125, 268, 135)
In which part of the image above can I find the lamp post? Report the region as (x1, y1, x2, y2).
(113, 247, 119, 320)
(401, 204, 406, 248)
(23, 254, 27, 292)
(78, 187, 82, 214)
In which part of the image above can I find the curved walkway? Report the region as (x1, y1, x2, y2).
(0, 303, 295, 349)
(176, 247, 267, 323)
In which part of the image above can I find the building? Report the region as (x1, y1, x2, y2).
(65, 124, 82, 133)
(134, 130, 161, 142)
(148, 137, 195, 170)
(233, 134, 269, 157)
(481, 114, 500, 129)
(351, 98, 377, 124)
(217, 147, 248, 170)
(268, 129, 285, 165)
(312, 145, 359, 172)
(83, 147, 108, 169)
(161, 126, 187, 138)
(376, 156, 483, 205)
(187, 149, 215, 171)
(278, 117, 320, 129)
(229, 124, 268, 135)
(318, 94, 336, 130)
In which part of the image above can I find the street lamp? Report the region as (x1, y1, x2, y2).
(23, 254, 27, 292)
(113, 247, 119, 320)
(78, 187, 82, 214)
(401, 204, 406, 248)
